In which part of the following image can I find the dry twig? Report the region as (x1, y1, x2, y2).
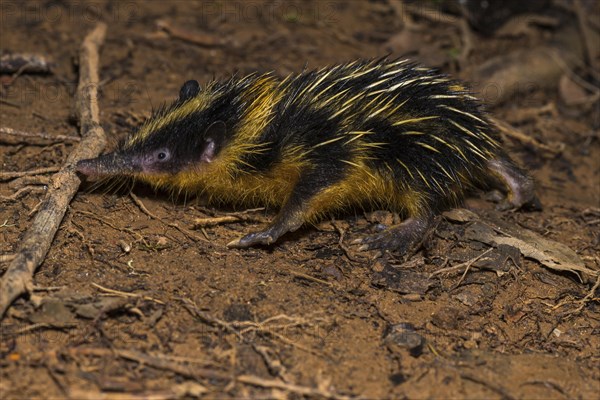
(237, 375, 354, 400)
(0, 167, 61, 182)
(430, 248, 493, 279)
(0, 53, 52, 74)
(549, 273, 600, 316)
(573, 0, 598, 68)
(0, 127, 80, 146)
(192, 207, 267, 228)
(404, 3, 459, 26)
(0, 23, 108, 318)
(0, 254, 17, 263)
(331, 221, 367, 263)
(181, 297, 328, 357)
(91, 282, 166, 305)
(75, 210, 148, 246)
(129, 192, 211, 245)
(285, 268, 333, 287)
(459, 371, 516, 400)
(490, 117, 563, 155)
(8, 175, 51, 189)
(452, 248, 494, 289)
(156, 19, 225, 47)
(65, 347, 229, 382)
(458, 18, 474, 66)
(0, 186, 46, 203)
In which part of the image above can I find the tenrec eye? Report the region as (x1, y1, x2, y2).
(157, 152, 167, 160)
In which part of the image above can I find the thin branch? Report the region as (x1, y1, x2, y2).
(0, 23, 108, 319)
(0, 53, 52, 74)
(0, 127, 80, 146)
(573, 0, 598, 67)
(237, 375, 355, 400)
(192, 208, 267, 228)
(0, 167, 61, 182)
(489, 117, 563, 155)
(459, 371, 516, 400)
(129, 192, 211, 245)
(429, 248, 493, 278)
(156, 19, 225, 47)
(65, 347, 230, 382)
(0, 255, 17, 263)
(285, 268, 333, 287)
(404, 3, 459, 26)
(0, 186, 46, 203)
(91, 282, 165, 305)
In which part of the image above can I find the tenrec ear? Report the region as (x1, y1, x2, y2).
(200, 121, 226, 163)
(204, 120, 226, 141)
(179, 80, 201, 101)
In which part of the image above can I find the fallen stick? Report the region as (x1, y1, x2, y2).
(0, 166, 61, 182)
(0, 127, 80, 146)
(63, 347, 230, 382)
(0, 23, 108, 319)
(237, 375, 354, 400)
(489, 117, 563, 155)
(156, 19, 225, 47)
(192, 208, 267, 228)
(573, 0, 598, 68)
(0, 53, 53, 74)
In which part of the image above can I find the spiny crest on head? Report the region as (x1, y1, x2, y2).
(124, 75, 257, 148)
(126, 82, 207, 147)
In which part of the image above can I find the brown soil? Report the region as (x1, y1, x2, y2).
(1, 1, 599, 399)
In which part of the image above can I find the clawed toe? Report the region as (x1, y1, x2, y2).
(353, 217, 434, 257)
(356, 231, 411, 254)
(495, 200, 514, 212)
(227, 231, 275, 248)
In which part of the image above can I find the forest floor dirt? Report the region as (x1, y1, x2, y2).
(1, 1, 599, 399)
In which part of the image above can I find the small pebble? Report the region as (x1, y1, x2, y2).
(384, 322, 425, 357)
(119, 240, 131, 253)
